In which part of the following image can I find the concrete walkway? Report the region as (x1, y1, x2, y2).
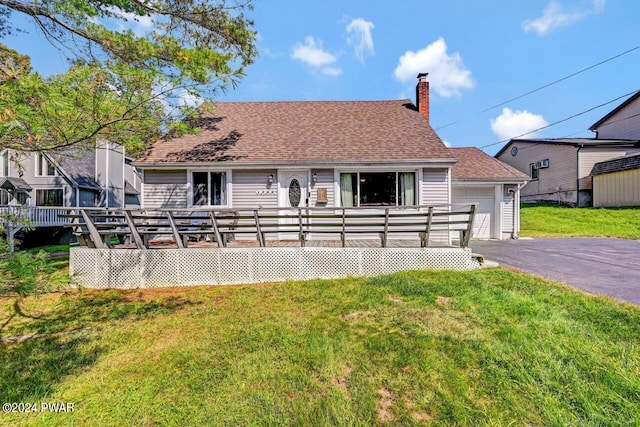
(470, 238, 640, 306)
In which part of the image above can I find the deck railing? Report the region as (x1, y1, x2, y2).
(63, 204, 476, 250)
(0, 205, 71, 228)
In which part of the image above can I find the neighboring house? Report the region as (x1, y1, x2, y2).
(496, 91, 640, 207)
(590, 90, 640, 139)
(450, 147, 529, 239)
(135, 74, 525, 240)
(590, 153, 640, 207)
(0, 139, 141, 226)
(495, 138, 640, 207)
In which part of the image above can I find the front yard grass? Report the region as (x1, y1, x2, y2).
(1, 269, 639, 426)
(520, 203, 640, 239)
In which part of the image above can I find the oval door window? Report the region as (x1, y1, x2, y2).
(289, 179, 301, 207)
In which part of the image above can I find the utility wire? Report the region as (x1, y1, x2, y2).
(480, 89, 639, 150)
(435, 43, 640, 131)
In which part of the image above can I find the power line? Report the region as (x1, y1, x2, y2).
(435, 43, 640, 131)
(480, 89, 639, 150)
(491, 106, 640, 156)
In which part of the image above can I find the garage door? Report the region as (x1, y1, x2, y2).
(452, 187, 495, 239)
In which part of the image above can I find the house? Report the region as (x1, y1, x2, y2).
(590, 90, 640, 139)
(450, 147, 528, 239)
(135, 74, 525, 240)
(590, 153, 640, 207)
(496, 91, 640, 207)
(1, 139, 141, 246)
(495, 138, 640, 207)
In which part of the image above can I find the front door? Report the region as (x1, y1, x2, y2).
(278, 170, 308, 240)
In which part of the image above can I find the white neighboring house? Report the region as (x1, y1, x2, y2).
(1, 140, 140, 246)
(134, 74, 526, 240)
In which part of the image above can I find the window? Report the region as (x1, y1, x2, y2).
(16, 191, 29, 205)
(36, 153, 57, 176)
(529, 163, 539, 180)
(36, 189, 64, 206)
(0, 189, 8, 205)
(1, 150, 8, 176)
(289, 179, 301, 207)
(192, 172, 227, 206)
(340, 172, 416, 207)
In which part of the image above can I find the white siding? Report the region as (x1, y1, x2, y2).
(142, 170, 188, 209)
(593, 169, 640, 207)
(231, 169, 278, 209)
(96, 140, 125, 208)
(422, 168, 449, 205)
(502, 187, 514, 235)
(452, 186, 495, 239)
(309, 169, 335, 207)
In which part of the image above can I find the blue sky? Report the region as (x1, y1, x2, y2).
(4, 0, 640, 155)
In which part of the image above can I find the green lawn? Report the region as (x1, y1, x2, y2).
(520, 203, 640, 239)
(1, 269, 639, 426)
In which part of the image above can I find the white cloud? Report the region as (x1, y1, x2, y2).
(442, 140, 452, 148)
(393, 38, 474, 98)
(522, 0, 606, 36)
(106, 6, 154, 36)
(291, 37, 336, 67)
(291, 36, 342, 76)
(322, 67, 343, 76)
(177, 90, 202, 108)
(346, 18, 374, 62)
(491, 108, 549, 140)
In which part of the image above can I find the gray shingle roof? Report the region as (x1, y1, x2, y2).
(0, 177, 32, 191)
(52, 149, 101, 190)
(591, 152, 640, 176)
(136, 100, 454, 165)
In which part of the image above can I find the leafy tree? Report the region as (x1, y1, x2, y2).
(0, 1, 256, 156)
(0, 237, 51, 299)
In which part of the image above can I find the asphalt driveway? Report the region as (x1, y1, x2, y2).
(470, 238, 640, 306)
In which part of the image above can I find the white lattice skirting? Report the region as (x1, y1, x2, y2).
(69, 247, 480, 289)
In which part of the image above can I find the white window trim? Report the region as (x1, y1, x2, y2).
(335, 169, 419, 207)
(186, 169, 232, 208)
(35, 153, 58, 177)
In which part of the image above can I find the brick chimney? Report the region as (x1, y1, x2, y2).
(416, 72, 429, 122)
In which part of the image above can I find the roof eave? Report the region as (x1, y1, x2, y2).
(133, 158, 459, 169)
(589, 90, 640, 131)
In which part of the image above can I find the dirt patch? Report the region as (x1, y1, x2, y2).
(388, 295, 404, 303)
(436, 296, 451, 306)
(405, 393, 433, 422)
(377, 387, 394, 424)
(332, 363, 353, 390)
